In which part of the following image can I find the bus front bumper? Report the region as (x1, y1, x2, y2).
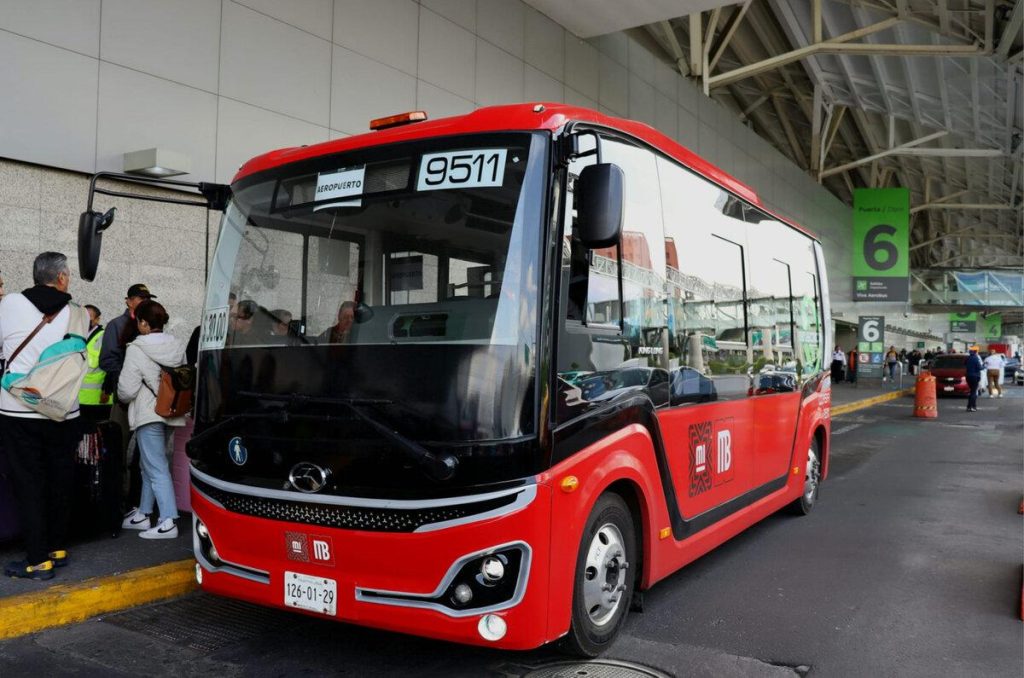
(189, 481, 554, 649)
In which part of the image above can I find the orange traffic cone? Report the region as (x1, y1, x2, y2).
(914, 370, 938, 419)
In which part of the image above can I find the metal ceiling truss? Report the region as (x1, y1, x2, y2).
(639, 0, 1022, 273)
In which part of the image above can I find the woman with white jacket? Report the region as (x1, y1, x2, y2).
(117, 300, 186, 539)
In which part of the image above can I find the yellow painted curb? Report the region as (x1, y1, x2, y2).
(0, 559, 196, 640)
(832, 387, 916, 417)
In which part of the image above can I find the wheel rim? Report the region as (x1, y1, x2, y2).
(804, 446, 821, 504)
(582, 523, 629, 627)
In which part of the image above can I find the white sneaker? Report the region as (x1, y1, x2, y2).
(140, 518, 178, 540)
(122, 508, 151, 530)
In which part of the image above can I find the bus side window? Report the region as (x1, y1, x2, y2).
(658, 156, 751, 403)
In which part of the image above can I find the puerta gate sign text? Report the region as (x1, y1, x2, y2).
(857, 315, 885, 378)
(853, 188, 909, 301)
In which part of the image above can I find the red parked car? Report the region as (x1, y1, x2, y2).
(930, 355, 971, 396)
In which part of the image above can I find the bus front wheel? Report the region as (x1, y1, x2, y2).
(789, 438, 822, 515)
(561, 492, 637, 657)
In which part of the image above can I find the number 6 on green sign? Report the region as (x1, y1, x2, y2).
(864, 224, 898, 271)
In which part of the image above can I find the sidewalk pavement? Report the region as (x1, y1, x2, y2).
(0, 517, 196, 639)
(0, 381, 921, 640)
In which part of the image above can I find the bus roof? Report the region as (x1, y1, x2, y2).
(233, 102, 817, 240)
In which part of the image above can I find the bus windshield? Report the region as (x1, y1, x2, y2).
(207, 132, 543, 351)
(195, 133, 546, 480)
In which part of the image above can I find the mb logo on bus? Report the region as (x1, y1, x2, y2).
(688, 420, 735, 497)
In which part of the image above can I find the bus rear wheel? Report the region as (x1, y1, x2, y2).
(561, 493, 637, 657)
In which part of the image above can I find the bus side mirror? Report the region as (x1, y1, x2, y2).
(355, 302, 374, 324)
(576, 163, 624, 249)
(78, 208, 116, 282)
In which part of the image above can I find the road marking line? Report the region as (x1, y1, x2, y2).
(0, 559, 196, 640)
(832, 388, 915, 417)
(831, 424, 862, 435)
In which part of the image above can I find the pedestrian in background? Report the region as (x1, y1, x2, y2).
(0, 252, 84, 579)
(884, 345, 899, 382)
(78, 304, 110, 422)
(831, 345, 845, 384)
(117, 300, 185, 539)
(965, 347, 983, 412)
(983, 352, 1004, 398)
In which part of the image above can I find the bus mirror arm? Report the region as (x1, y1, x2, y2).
(78, 171, 231, 282)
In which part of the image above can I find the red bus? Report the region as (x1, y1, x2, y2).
(82, 103, 832, 655)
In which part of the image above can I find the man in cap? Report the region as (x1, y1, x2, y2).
(99, 284, 155, 398)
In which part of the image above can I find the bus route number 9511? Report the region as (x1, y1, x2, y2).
(417, 149, 508, 191)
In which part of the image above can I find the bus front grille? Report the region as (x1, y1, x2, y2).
(192, 476, 522, 532)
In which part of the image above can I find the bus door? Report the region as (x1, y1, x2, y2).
(745, 218, 825, 485)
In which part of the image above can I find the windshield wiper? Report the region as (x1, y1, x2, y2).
(236, 391, 458, 482)
(185, 410, 288, 457)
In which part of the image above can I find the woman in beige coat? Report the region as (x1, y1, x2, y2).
(117, 301, 186, 539)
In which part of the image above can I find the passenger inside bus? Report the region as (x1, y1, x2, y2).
(317, 301, 356, 344)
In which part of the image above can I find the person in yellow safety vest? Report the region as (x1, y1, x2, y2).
(79, 304, 111, 422)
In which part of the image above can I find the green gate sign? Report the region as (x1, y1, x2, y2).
(983, 313, 1002, 339)
(857, 315, 885, 378)
(950, 312, 977, 333)
(852, 188, 909, 301)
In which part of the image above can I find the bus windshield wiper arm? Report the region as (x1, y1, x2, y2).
(236, 391, 458, 482)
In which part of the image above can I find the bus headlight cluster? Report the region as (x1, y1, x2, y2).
(195, 519, 221, 566)
(442, 548, 523, 612)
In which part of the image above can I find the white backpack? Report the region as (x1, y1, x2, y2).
(1, 304, 90, 421)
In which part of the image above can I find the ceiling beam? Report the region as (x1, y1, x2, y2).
(821, 130, 947, 178)
(909, 190, 966, 213)
(708, 1, 753, 73)
(996, 0, 1023, 60)
(896, 147, 1005, 158)
(912, 203, 1016, 211)
(689, 13, 703, 77)
(652, 21, 689, 76)
(708, 17, 901, 88)
(708, 17, 986, 89)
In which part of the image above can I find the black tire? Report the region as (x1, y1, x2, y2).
(789, 438, 822, 515)
(561, 493, 637, 657)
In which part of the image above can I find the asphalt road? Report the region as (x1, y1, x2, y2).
(2, 389, 1021, 677)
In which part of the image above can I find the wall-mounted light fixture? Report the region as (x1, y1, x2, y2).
(123, 148, 191, 177)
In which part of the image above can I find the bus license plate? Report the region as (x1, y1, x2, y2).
(943, 386, 954, 392)
(284, 572, 337, 616)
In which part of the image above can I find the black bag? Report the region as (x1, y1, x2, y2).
(71, 420, 124, 538)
